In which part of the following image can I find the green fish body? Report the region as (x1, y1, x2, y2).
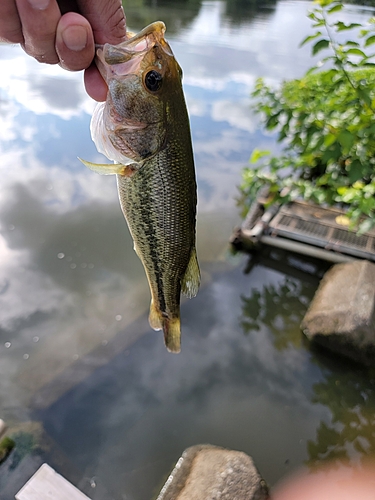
(81, 22, 200, 352)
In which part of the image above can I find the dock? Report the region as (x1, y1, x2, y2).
(231, 200, 375, 263)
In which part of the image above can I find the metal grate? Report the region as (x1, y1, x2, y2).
(279, 215, 293, 227)
(295, 219, 330, 238)
(331, 228, 369, 249)
(263, 201, 375, 261)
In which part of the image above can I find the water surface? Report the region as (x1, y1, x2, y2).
(1, 1, 375, 498)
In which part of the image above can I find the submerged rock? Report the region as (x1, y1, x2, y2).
(157, 444, 269, 500)
(0, 437, 15, 464)
(301, 260, 375, 366)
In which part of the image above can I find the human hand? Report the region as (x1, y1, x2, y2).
(273, 464, 375, 500)
(0, 0, 126, 101)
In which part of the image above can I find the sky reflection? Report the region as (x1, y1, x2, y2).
(1, 1, 375, 499)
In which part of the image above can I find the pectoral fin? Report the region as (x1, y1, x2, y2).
(78, 158, 135, 176)
(181, 248, 200, 298)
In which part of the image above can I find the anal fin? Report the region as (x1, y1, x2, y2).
(149, 300, 162, 331)
(181, 248, 200, 298)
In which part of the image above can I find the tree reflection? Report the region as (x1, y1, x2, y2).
(225, 0, 277, 26)
(125, 0, 278, 33)
(125, 0, 202, 34)
(239, 252, 375, 469)
(240, 274, 315, 351)
(307, 363, 375, 468)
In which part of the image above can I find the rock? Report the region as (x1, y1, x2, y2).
(0, 437, 15, 464)
(156, 444, 269, 500)
(301, 260, 375, 366)
(0, 420, 7, 439)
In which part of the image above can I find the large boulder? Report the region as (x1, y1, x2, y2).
(156, 444, 269, 500)
(301, 259, 375, 366)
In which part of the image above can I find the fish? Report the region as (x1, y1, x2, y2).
(80, 21, 200, 353)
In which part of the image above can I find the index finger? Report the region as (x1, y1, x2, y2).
(75, 0, 126, 45)
(15, 0, 61, 63)
(0, 1, 22, 43)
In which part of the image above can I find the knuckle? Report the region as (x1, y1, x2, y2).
(25, 49, 58, 65)
(0, 29, 23, 44)
(35, 53, 59, 64)
(22, 41, 58, 64)
(108, 6, 127, 41)
(94, 3, 126, 44)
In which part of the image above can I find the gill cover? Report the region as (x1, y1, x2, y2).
(90, 22, 179, 166)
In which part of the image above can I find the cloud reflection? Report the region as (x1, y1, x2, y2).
(0, 46, 94, 119)
(1, 1, 375, 498)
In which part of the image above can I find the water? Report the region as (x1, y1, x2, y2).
(0, 1, 375, 498)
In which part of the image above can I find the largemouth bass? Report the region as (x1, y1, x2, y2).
(80, 22, 200, 353)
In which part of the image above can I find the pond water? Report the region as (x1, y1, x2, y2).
(1, 0, 375, 498)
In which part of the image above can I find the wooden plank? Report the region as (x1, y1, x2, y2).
(16, 463, 91, 500)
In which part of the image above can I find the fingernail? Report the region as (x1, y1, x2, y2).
(28, 0, 49, 9)
(62, 25, 88, 52)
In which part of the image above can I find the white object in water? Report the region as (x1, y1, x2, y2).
(16, 463, 91, 500)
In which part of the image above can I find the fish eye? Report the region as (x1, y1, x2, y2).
(145, 70, 163, 92)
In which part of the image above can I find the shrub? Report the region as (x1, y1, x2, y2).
(240, 0, 375, 233)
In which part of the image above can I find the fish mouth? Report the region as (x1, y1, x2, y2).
(95, 21, 174, 83)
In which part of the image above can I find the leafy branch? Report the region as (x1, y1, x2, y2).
(240, 0, 375, 233)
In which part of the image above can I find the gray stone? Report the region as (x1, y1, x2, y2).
(157, 444, 269, 500)
(0, 420, 7, 439)
(301, 260, 375, 366)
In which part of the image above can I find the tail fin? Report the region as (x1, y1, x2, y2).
(162, 317, 181, 354)
(148, 301, 181, 353)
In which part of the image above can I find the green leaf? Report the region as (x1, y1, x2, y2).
(357, 88, 372, 107)
(337, 186, 347, 196)
(327, 3, 343, 13)
(338, 130, 355, 150)
(324, 133, 337, 147)
(345, 48, 367, 57)
(365, 35, 375, 47)
(346, 41, 360, 47)
(358, 217, 375, 235)
(300, 32, 322, 47)
(335, 22, 361, 32)
(316, 0, 338, 7)
(348, 167, 365, 184)
(250, 149, 270, 164)
(312, 39, 330, 55)
(308, 12, 321, 22)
